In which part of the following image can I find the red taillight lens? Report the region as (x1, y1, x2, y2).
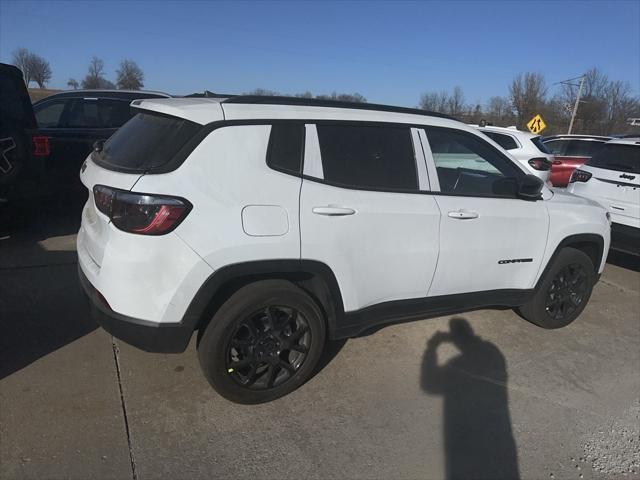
(569, 169, 593, 183)
(92, 185, 191, 235)
(32, 136, 50, 156)
(528, 157, 552, 171)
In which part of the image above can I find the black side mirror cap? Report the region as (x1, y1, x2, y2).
(518, 174, 544, 201)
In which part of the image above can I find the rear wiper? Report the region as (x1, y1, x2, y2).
(93, 140, 105, 153)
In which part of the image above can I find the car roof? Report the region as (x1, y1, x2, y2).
(34, 89, 171, 104)
(542, 134, 612, 142)
(472, 124, 536, 139)
(606, 137, 640, 146)
(132, 95, 467, 130)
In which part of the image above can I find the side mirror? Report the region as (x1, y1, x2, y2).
(518, 174, 544, 201)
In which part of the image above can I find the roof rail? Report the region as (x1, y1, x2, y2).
(222, 95, 456, 120)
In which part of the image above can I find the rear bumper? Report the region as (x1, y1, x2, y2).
(78, 265, 194, 353)
(611, 222, 640, 256)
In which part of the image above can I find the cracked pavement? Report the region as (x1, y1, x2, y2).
(1, 208, 639, 480)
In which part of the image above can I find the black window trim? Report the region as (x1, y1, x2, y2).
(92, 117, 533, 203)
(265, 122, 306, 177)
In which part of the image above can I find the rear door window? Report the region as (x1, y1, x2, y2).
(96, 112, 201, 171)
(482, 131, 518, 150)
(64, 98, 100, 128)
(586, 144, 639, 174)
(316, 124, 417, 191)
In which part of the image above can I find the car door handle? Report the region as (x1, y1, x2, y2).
(448, 209, 479, 220)
(312, 206, 356, 216)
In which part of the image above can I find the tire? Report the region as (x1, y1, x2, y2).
(197, 279, 326, 404)
(517, 247, 597, 329)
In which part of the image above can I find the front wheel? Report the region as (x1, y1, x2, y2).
(197, 280, 326, 404)
(517, 247, 596, 329)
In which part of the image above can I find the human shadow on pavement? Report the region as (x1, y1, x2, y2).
(421, 317, 519, 480)
(0, 203, 96, 380)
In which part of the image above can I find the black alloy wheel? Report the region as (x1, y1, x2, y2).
(226, 306, 311, 390)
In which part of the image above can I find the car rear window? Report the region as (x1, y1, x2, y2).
(563, 140, 605, 157)
(531, 136, 551, 154)
(0, 75, 36, 129)
(483, 131, 518, 150)
(586, 144, 640, 174)
(96, 112, 201, 171)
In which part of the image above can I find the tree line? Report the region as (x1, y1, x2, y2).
(11, 48, 145, 90)
(11, 47, 638, 135)
(418, 68, 640, 135)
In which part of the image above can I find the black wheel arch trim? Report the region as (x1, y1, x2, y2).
(535, 233, 605, 289)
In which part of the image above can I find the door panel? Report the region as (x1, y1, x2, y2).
(428, 195, 548, 295)
(300, 180, 441, 311)
(421, 126, 549, 296)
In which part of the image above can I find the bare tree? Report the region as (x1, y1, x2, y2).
(82, 56, 114, 89)
(509, 72, 548, 128)
(448, 86, 465, 117)
(67, 78, 79, 90)
(419, 91, 448, 112)
(29, 54, 52, 88)
(245, 88, 280, 96)
(316, 92, 367, 103)
(116, 59, 144, 90)
(12, 48, 33, 86)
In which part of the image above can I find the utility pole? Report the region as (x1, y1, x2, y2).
(567, 75, 585, 134)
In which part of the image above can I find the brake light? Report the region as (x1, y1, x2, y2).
(32, 136, 50, 156)
(93, 185, 191, 235)
(528, 157, 551, 171)
(569, 169, 593, 183)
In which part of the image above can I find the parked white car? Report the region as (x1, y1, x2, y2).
(78, 96, 610, 403)
(568, 137, 639, 255)
(474, 125, 554, 183)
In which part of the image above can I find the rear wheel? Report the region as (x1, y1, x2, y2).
(517, 247, 596, 329)
(197, 280, 326, 404)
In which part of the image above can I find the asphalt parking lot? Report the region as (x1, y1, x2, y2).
(1, 207, 639, 480)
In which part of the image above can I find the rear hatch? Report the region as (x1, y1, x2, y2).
(582, 142, 640, 226)
(0, 63, 44, 199)
(79, 109, 203, 268)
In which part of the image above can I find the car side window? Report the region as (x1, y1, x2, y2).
(316, 124, 417, 191)
(99, 99, 133, 128)
(425, 127, 522, 197)
(543, 140, 564, 155)
(483, 131, 518, 150)
(34, 99, 69, 128)
(266, 123, 304, 175)
(64, 98, 100, 128)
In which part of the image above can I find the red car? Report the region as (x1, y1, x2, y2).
(542, 135, 611, 186)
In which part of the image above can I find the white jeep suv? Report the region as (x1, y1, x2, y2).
(567, 137, 639, 255)
(78, 96, 611, 403)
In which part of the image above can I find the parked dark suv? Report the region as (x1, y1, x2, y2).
(32, 89, 170, 191)
(0, 63, 49, 213)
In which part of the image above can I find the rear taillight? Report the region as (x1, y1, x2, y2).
(32, 136, 50, 156)
(528, 157, 552, 171)
(569, 169, 593, 183)
(93, 185, 191, 235)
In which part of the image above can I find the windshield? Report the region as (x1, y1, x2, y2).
(96, 111, 201, 171)
(586, 143, 640, 174)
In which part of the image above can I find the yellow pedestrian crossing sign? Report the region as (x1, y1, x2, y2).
(527, 114, 546, 134)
